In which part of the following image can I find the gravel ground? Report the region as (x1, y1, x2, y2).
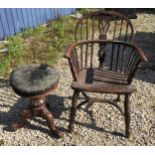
(0, 13, 155, 146)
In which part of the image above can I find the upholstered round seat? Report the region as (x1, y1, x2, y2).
(10, 64, 59, 97)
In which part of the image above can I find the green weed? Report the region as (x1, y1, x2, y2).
(0, 15, 76, 77)
(0, 139, 4, 146)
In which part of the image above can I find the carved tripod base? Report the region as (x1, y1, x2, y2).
(11, 98, 63, 138)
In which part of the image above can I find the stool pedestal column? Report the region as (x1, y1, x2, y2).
(11, 98, 63, 138)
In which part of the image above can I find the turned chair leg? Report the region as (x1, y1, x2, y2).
(68, 90, 79, 133)
(124, 94, 130, 138)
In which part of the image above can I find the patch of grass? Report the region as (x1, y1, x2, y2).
(50, 16, 75, 52)
(0, 35, 24, 76)
(0, 139, 4, 146)
(77, 8, 101, 14)
(0, 15, 77, 77)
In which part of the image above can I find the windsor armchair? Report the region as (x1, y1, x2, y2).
(65, 40, 148, 138)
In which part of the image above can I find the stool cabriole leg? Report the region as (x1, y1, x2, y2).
(40, 106, 63, 138)
(11, 108, 33, 131)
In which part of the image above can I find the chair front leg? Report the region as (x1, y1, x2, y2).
(68, 90, 80, 133)
(124, 94, 130, 138)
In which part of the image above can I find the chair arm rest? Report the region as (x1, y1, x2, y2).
(64, 43, 76, 59)
(132, 43, 148, 63)
(64, 43, 80, 80)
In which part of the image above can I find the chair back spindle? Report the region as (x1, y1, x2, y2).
(75, 11, 134, 43)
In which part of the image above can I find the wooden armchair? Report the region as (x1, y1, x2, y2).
(65, 40, 148, 138)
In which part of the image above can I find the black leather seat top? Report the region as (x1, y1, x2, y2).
(10, 64, 59, 97)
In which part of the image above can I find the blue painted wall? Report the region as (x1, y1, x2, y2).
(0, 8, 76, 40)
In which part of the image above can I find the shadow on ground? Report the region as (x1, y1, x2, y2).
(137, 9, 155, 14)
(0, 87, 126, 138)
(0, 78, 10, 88)
(0, 93, 68, 139)
(134, 32, 155, 83)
